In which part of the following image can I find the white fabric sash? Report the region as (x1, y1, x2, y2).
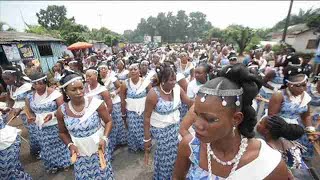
(150, 85, 181, 128)
(136, 71, 156, 94)
(11, 83, 32, 100)
(85, 85, 107, 98)
(228, 139, 281, 179)
(79, 98, 103, 124)
(0, 126, 21, 150)
(172, 85, 181, 109)
(125, 97, 146, 116)
(36, 90, 62, 105)
(176, 72, 185, 82)
(13, 101, 25, 109)
(300, 91, 311, 108)
(110, 93, 121, 104)
(35, 112, 57, 129)
(70, 127, 104, 156)
(150, 110, 180, 128)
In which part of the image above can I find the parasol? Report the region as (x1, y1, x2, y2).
(67, 42, 93, 50)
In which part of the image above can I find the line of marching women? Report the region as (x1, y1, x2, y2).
(0, 41, 319, 180)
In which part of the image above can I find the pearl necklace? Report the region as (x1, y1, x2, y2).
(68, 97, 88, 116)
(206, 136, 248, 179)
(160, 84, 172, 95)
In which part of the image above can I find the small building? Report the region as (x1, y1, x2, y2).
(0, 31, 73, 73)
(269, 23, 319, 53)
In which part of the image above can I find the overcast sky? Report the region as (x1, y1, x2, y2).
(1, 1, 319, 34)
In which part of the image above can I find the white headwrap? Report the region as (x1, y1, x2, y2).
(31, 76, 47, 83)
(59, 76, 82, 89)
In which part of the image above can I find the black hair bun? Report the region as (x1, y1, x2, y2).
(220, 64, 262, 99)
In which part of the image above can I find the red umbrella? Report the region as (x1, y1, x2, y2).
(67, 42, 93, 50)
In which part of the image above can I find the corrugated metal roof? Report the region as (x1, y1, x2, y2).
(270, 23, 312, 36)
(0, 31, 63, 43)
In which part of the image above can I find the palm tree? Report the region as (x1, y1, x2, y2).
(273, 8, 320, 30)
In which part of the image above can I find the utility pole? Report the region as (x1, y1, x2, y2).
(98, 14, 102, 29)
(282, 0, 294, 43)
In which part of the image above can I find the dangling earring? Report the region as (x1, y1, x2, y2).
(232, 125, 236, 136)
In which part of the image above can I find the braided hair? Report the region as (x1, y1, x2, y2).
(265, 116, 304, 140)
(155, 61, 177, 85)
(199, 63, 262, 138)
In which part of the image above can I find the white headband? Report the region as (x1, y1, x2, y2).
(59, 76, 82, 89)
(86, 69, 98, 74)
(129, 63, 139, 69)
(31, 76, 47, 83)
(68, 60, 78, 65)
(286, 74, 307, 85)
(3, 70, 16, 74)
(288, 62, 301, 67)
(98, 64, 108, 69)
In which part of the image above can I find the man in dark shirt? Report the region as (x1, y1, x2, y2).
(301, 55, 313, 78)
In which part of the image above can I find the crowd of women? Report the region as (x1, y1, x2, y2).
(0, 40, 319, 180)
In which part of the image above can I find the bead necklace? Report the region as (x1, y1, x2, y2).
(206, 136, 248, 179)
(68, 97, 88, 116)
(160, 84, 172, 95)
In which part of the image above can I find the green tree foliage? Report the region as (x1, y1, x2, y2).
(224, 24, 254, 55)
(307, 14, 320, 33)
(32, 5, 123, 46)
(126, 11, 212, 43)
(272, 8, 320, 31)
(207, 27, 225, 41)
(25, 25, 61, 38)
(36, 5, 75, 30)
(0, 21, 16, 31)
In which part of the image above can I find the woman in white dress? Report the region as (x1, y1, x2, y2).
(174, 64, 288, 179)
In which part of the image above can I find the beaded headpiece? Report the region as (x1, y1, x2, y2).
(198, 80, 243, 107)
(2, 70, 16, 74)
(31, 75, 47, 83)
(285, 74, 307, 85)
(59, 76, 82, 89)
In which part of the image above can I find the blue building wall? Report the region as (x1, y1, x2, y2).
(30, 42, 65, 73)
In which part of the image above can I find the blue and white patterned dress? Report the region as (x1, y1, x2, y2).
(150, 87, 180, 180)
(0, 116, 32, 180)
(84, 83, 115, 160)
(61, 103, 115, 180)
(103, 77, 127, 154)
(306, 84, 320, 158)
(258, 67, 284, 118)
(125, 78, 147, 152)
(277, 90, 312, 159)
(27, 91, 71, 171)
(10, 84, 41, 156)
